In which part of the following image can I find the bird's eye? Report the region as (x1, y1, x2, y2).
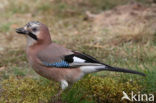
(32, 28, 37, 32)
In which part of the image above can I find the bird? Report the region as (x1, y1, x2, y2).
(16, 21, 145, 97)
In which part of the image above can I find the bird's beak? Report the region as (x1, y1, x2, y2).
(16, 27, 28, 34)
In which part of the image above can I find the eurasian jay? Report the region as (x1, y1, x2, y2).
(16, 21, 145, 94)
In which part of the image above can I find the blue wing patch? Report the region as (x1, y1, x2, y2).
(43, 60, 69, 68)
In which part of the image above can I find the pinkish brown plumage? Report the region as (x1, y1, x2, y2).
(16, 21, 145, 92)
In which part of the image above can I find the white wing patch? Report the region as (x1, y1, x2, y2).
(80, 65, 106, 73)
(73, 56, 85, 63)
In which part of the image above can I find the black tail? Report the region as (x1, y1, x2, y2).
(98, 64, 146, 76)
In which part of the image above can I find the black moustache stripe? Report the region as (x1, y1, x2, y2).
(28, 32, 38, 40)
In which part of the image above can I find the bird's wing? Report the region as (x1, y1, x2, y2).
(37, 43, 146, 76)
(64, 51, 103, 67)
(37, 43, 102, 68)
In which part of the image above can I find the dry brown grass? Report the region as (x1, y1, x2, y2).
(86, 3, 156, 46)
(0, 0, 155, 73)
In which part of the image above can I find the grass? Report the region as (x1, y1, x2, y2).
(0, 0, 155, 102)
(0, 22, 12, 32)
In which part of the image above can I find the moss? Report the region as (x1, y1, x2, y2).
(63, 75, 142, 103)
(0, 76, 59, 103)
(0, 75, 143, 103)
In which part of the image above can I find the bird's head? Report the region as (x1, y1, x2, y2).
(16, 21, 51, 46)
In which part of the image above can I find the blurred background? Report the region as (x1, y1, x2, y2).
(0, 0, 156, 103)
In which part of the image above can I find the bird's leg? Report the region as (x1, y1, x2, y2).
(50, 89, 63, 103)
(63, 83, 73, 92)
(55, 89, 63, 100)
(50, 80, 68, 102)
